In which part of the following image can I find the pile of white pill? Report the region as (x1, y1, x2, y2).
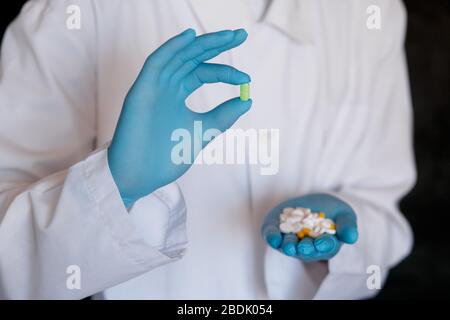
(279, 207, 336, 239)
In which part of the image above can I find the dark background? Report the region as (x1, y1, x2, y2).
(1, 1, 449, 299)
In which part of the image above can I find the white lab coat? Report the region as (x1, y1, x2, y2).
(0, 0, 415, 299)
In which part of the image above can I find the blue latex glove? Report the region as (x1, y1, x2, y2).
(261, 193, 358, 261)
(108, 29, 252, 208)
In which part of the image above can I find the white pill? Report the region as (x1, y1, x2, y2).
(291, 209, 305, 217)
(279, 207, 336, 238)
(287, 216, 302, 223)
(293, 223, 304, 233)
(280, 222, 293, 233)
(309, 230, 321, 238)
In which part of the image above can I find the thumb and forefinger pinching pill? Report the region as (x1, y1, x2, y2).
(240, 83, 250, 101)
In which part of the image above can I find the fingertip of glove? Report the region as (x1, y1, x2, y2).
(233, 28, 248, 40)
(282, 243, 297, 256)
(182, 28, 196, 37)
(341, 227, 358, 244)
(267, 234, 282, 249)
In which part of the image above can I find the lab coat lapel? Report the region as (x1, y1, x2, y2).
(187, 0, 253, 31)
(188, 0, 312, 43)
(263, 0, 313, 43)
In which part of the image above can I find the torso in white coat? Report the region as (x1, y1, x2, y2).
(93, 0, 412, 299)
(0, 0, 415, 299)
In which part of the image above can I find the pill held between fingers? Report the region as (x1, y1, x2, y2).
(240, 83, 250, 101)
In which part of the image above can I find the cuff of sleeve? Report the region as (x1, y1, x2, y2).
(81, 147, 187, 268)
(128, 183, 188, 258)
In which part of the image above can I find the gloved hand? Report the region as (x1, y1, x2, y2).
(261, 193, 358, 261)
(108, 29, 252, 208)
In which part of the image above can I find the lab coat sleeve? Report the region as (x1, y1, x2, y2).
(313, 0, 416, 299)
(0, 0, 187, 299)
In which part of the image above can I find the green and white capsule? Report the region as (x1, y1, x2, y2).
(240, 83, 250, 101)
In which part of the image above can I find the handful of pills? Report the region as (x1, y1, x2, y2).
(279, 207, 336, 239)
